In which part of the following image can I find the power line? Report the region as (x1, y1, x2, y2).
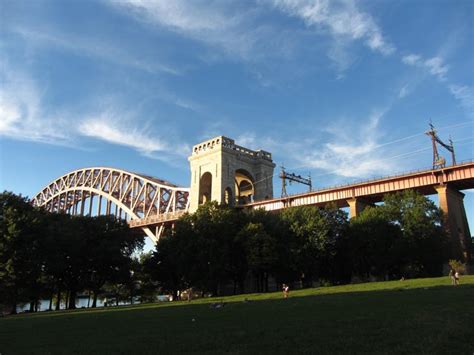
(287, 120, 473, 172)
(251, 127, 473, 189)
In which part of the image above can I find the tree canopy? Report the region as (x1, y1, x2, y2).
(1, 189, 454, 314)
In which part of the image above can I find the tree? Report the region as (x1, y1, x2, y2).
(348, 191, 449, 280)
(245, 209, 294, 287)
(78, 215, 144, 308)
(190, 202, 244, 295)
(281, 205, 349, 286)
(0, 192, 45, 314)
(349, 206, 403, 280)
(146, 214, 196, 298)
(134, 252, 159, 303)
(383, 190, 448, 277)
(239, 222, 278, 292)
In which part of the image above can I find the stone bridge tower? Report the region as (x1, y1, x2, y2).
(188, 136, 275, 212)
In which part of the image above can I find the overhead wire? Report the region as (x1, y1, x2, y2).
(287, 120, 473, 172)
(250, 123, 473, 189)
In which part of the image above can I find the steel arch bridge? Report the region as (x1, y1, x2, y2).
(32, 167, 190, 243)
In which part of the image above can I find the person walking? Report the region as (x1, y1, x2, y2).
(449, 269, 455, 286)
(282, 284, 289, 299)
(454, 271, 460, 286)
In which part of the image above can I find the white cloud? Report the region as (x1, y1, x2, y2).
(0, 61, 190, 160)
(424, 57, 449, 80)
(402, 53, 449, 81)
(398, 85, 409, 98)
(327, 39, 355, 78)
(402, 54, 421, 65)
(270, 0, 395, 55)
(295, 109, 397, 178)
(449, 85, 474, 114)
(402, 53, 473, 112)
(110, 0, 233, 32)
(12, 26, 180, 75)
(234, 133, 278, 152)
(0, 63, 71, 145)
(105, 0, 265, 60)
(78, 113, 190, 159)
(79, 117, 165, 154)
(107, 0, 395, 72)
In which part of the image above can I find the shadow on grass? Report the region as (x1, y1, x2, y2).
(1, 282, 473, 354)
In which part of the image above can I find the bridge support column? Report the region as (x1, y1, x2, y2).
(347, 198, 372, 218)
(97, 196, 102, 216)
(88, 194, 94, 216)
(435, 185, 471, 262)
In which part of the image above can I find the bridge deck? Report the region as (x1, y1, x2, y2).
(244, 160, 474, 211)
(128, 161, 474, 226)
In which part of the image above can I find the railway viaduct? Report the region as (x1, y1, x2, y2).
(33, 136, 473, 261)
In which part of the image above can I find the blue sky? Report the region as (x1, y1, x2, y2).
(1, 0, 473, 236)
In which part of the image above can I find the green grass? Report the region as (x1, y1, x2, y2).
(1, 276, 474, 354)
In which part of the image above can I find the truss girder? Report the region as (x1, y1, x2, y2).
(33, 167, 190, 243)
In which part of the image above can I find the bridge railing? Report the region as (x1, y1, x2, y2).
(247, 159, 474, 204)
(129, 210, 188, 228)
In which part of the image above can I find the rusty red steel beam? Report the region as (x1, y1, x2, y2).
(245, 161, 474, 212)
(129, 161, 474, 226)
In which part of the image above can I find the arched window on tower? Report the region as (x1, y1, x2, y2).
(224, 187, 233, 206)
(199, 172, 212, 204)
(235, 169, 255, 205)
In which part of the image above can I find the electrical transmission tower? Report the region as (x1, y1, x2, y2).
(425, 122, 456, 169)
(279, 165, 312, 197)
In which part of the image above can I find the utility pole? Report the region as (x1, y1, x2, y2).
(425, 122, 456, 169)
(279, 165, 312, 198)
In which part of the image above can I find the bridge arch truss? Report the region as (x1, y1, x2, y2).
(32, 167, 190, 243)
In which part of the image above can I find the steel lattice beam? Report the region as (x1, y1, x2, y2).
(33, 167, 190, 243)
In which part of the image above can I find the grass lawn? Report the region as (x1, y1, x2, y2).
(1, 276, 473, 354)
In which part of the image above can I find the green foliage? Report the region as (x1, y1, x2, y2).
(350, 190, 448, 279)
(0, 191, 144, 313)
(350, 206, 403, 279)
(147, 202, 249, 296)
(383, 190, 448, 277)
(281, 205, 349, 284)
(239, 222, 278, 292)
(0, 189, 454, 313)
(0, 191, 45, 313)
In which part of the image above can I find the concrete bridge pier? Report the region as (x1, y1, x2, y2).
(346, 197, 373, 219)
(435, 185, 471, 262)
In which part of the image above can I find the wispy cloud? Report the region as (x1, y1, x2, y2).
(398, 85, 409, 99)
(234, 133, 279, 152)
(424, 57, 449, 79)
(105, 0, 269, 61)
(0, 62, 72, 145)
(402, 53, 473, 115)
(401, 54, 421, 66)
(106, 0, 395, 73)
(449, 85, 474, 115)
(0, 60, 191, 161)
(11, 26, 180, 75)
(270, 0, 395, 55)
(402, 53, 449, 81)
(78, 112, 190, 160)
(79, 116, 166, 154)
(109, 0, 234, 32)
(295, 108, 398, 178)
